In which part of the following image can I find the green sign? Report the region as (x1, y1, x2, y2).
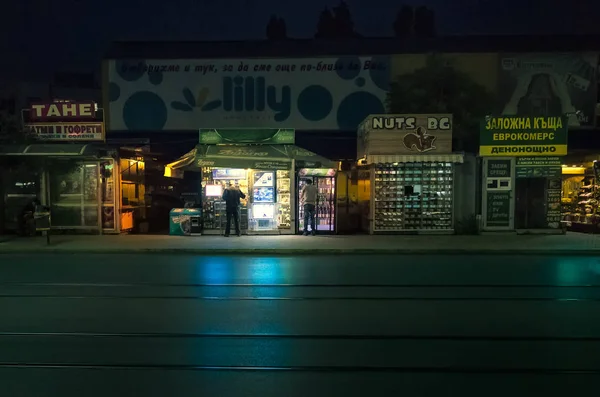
(515, 157, 562, 178)
(486, 191, 511, 227)
(195, 144, 291, 170)
(487, 159, 511, 177)
(480, 116, 568, 157)
(199, 128, 295, 145)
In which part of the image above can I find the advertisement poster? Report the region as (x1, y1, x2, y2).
(108, 57, 390, 131)
(480, 116, 568, 156)
(498, 53, 598, 127)
(515, 157, 562, 178)
(486, 191, 511, 227)
(487, 159, 511, 178)
(546, 178, 562, 228)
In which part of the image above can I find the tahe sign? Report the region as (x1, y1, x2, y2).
(30, 101, 96, 120)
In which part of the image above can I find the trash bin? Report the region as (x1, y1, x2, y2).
(169, 208, 202, 236)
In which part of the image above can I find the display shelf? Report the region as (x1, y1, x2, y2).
(562, 171, 600, 231)
(276, 174, 291, 229)
(373, 162, 454, 231)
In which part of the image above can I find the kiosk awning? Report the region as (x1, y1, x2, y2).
(196, 144, 291, 169)
(165, 144, 338, 175)
(366, 154, 464, 164)
(165, 148, 197, 170)
(0, 144, 100, 157)
(166, 144, 292, 172)
(287, 146, 338, 169)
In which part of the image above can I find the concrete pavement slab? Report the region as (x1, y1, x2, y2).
(1, 233, 600, 255)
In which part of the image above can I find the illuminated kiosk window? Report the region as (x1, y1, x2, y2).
(201, 167, 292, 234)
(372, 162, 454, 233)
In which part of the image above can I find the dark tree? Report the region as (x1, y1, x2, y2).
(331, 0, 355, 38)
(393, 5, 414, 38)
(266, 14, 287, 40)
(315, 1, 358, 39)
(315, 7, 335, 38)
(386, 55, 494, 153)
(414, 6, 436, 38)
(277, 18, 287, 39)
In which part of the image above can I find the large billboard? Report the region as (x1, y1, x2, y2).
(107, 57, 390, 132)
(498, 53, 598, 127)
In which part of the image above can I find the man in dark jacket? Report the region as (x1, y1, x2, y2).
(222, 183, 246, 236)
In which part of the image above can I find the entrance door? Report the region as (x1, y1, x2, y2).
(515, 178, 547, 229)
(482, 158, 515, 231)
(297, 176, 336, 233)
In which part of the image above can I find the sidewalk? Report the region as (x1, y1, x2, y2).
(1, 233, 600, 255)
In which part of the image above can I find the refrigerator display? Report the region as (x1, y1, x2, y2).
(373, 162, 453, 232)
(276, 170, 291, 228)
(298, 175, 336, 233)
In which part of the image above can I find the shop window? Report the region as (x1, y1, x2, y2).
(2, 171, 40, 231)
(49, 163, 100, 228)
(121, 158, 146, 208)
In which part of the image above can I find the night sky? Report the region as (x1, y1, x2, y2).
(3, 0, 598, 81)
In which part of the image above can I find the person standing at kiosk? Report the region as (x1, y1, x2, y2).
(222, 182, 246, 237)
(301, 179, 318, 236)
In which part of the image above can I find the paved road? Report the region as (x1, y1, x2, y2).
(1, 254, 600, 396)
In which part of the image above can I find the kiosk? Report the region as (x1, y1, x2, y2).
(165, 129, 338, 235)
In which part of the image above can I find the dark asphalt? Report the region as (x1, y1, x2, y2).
(1, 254, 600, 396)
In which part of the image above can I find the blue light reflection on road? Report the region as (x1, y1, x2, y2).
(197, 257, 287, 286)
(199, 257, 232, 285)
(194, 257, 287, 350)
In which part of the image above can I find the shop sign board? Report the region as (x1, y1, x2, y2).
(108, 57, 390, 131)
(515, 157, 562, 178)
(196, 158, 290, 170)
(30, 101, 96, 121)
(199, 128, 295, 145)
(498, 53, 598, 128)
(359, 114, 453, 155)
(487, 159, 511, 178)
(486, 191, 511, 227)
(24, 122, 105, 141)
(479, 116, 568, 156)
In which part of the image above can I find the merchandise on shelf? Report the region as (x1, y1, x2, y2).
(373, 162, 453, 231)
(561, 175, 599, 227)
(276, 170, 291, 228)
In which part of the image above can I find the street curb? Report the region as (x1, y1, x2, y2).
(0, 248, 600, 255)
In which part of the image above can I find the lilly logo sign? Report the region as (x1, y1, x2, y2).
(171, 77, 292, 122)
(108, 57, 390, 131)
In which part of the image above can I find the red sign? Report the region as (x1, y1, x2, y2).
(29, 101, 96, 120)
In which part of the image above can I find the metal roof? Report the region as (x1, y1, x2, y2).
(0, 144, 101, 157)
(105, 35, 600, 59)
